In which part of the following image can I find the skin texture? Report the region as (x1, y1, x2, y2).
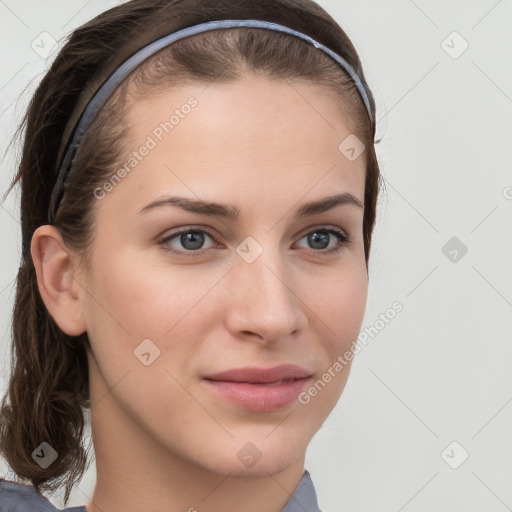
(31, 74, 368, 512)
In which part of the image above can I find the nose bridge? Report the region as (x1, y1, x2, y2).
(227, 236, 306, 339)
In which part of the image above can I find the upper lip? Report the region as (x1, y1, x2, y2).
(204, 364, 311, 384)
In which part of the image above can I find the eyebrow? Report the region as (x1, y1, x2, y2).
(139, 192, 364, 219)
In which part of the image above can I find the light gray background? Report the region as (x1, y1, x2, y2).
(1, 1, 511, 511)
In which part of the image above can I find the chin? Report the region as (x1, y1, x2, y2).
(193, 430, 309, 478)
(204, 451, 299, 478)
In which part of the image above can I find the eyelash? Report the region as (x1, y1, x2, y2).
(157, 225, 351, 258)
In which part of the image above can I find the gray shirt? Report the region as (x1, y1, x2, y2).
(0, 470, 322, 511)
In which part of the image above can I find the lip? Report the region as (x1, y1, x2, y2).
(203, 365, 312, 412)
(205, 364, 311, 383)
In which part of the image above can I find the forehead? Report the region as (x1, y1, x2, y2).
(106, 76, 366, 211)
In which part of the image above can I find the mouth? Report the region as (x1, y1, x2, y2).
(202, 365, 313, 412)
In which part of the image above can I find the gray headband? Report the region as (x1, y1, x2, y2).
(45, 18, 374, 230)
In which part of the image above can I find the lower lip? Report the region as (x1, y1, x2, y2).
(203, 378, 311, 412)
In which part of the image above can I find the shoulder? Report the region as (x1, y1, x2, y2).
(0, 478, 87, 512)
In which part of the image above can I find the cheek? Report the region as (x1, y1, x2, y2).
(309, 263, 368, 352)
(83, 248, 228, 384)
(297, 268, 367, 415)
(83, 251, 206, 418)
(87, 247, 214, 337)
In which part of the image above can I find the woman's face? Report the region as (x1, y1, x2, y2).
(79, 74, 368, 478)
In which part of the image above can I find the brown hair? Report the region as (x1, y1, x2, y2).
(0, 0, 383, 504)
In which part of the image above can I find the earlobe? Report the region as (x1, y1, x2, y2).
(30, 225, 87, 336)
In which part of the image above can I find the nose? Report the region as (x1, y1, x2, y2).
(224, 244, 308, 344)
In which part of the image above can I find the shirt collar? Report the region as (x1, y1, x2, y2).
(281, 470, 322, 512)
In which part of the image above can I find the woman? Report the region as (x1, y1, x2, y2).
(0, 0, 382, 510)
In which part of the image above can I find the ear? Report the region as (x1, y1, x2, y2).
(31, 225, 87, 336)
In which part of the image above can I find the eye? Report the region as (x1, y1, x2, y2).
(158, 227, 217, 257)
(157, 225, 351, 257)
(295, 226, 351, 254)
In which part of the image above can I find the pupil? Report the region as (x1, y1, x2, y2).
(310, 231, 329, 249)
(182, 232, 203, 250)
